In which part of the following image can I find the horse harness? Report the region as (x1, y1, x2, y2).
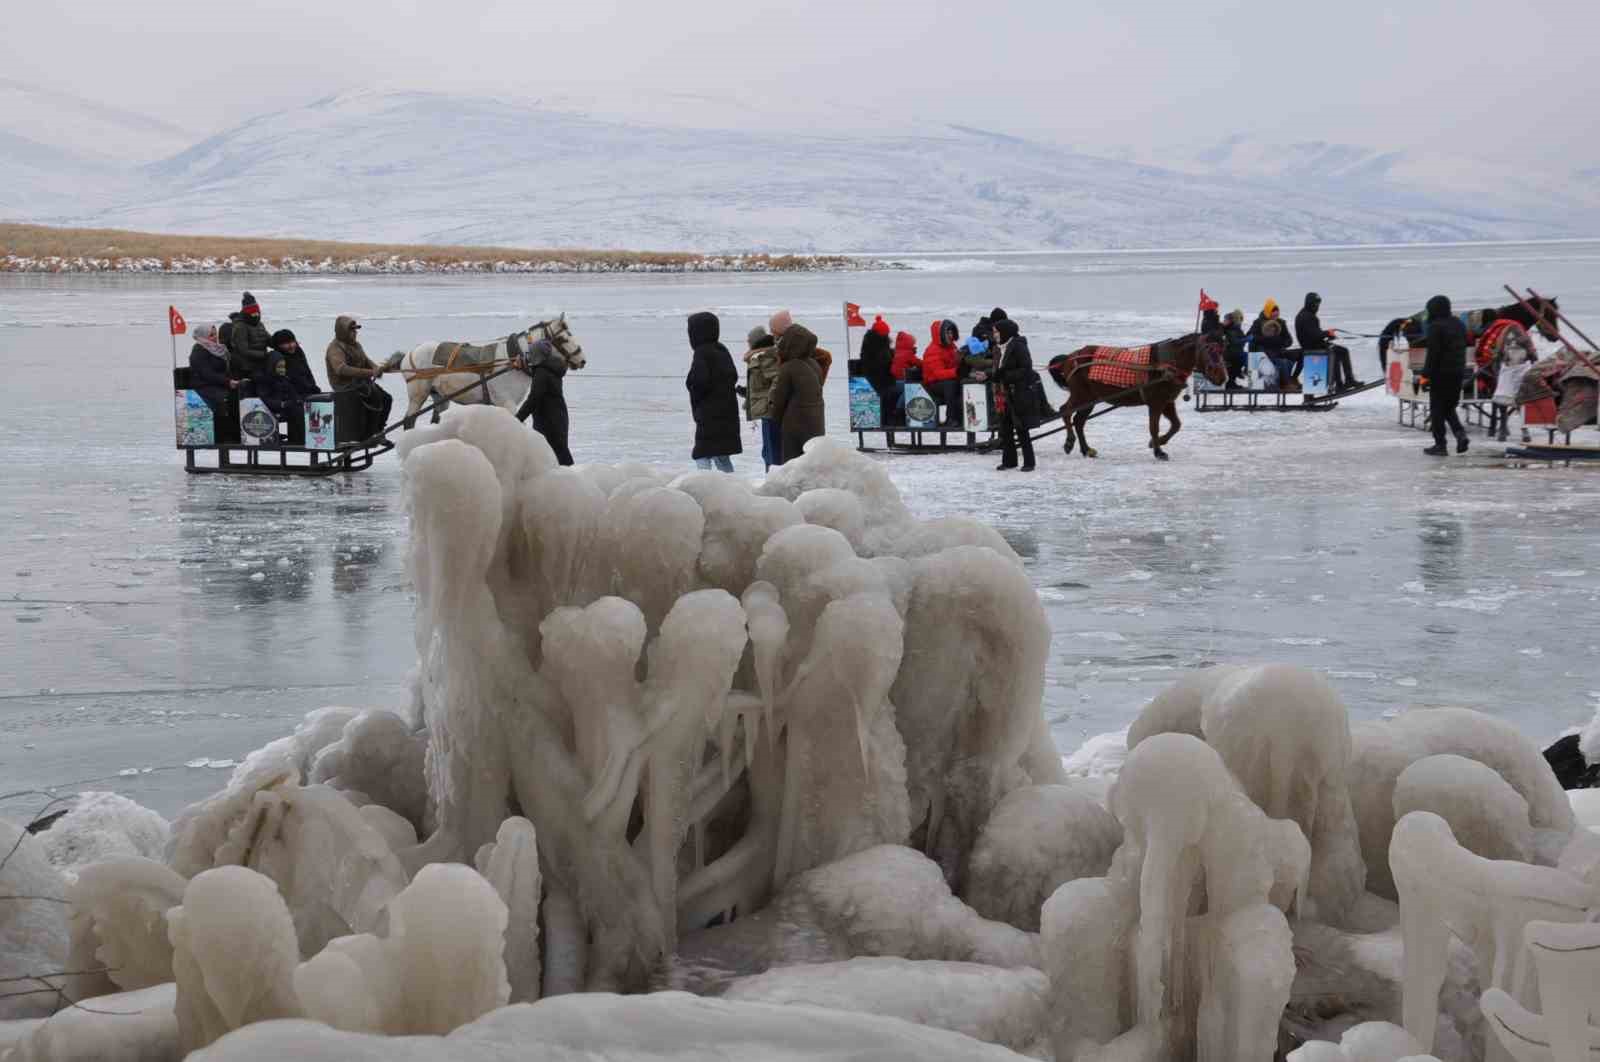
(1072, 343, 1192, 394)
(410, 332, 531, 404)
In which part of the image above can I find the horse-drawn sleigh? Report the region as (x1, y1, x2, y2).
(174, 317, 586, 476)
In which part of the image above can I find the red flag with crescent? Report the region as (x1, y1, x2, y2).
(844, 302, 866, 327)
(169, 305, 187, 336)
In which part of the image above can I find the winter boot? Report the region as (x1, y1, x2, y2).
(1455, 433, 1470, 454)
(1423, 444, 1449, 456)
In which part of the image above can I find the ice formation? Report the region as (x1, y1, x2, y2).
(38, 792, 170, 881)
(1128, 664, 1363, 924)
(0, 821, 70, 1020)
(1351, 709, 1575, 898)
(1042, 732, 1300, 1061)
(12, 406, 1598, 1061)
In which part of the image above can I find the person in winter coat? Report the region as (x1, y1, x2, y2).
(992, 318, 1036, 472)
(1421, 294, 1470, 456)
(1248, 299, 1299, 383)
(514, 339, 574, 466)
(742, 325, 782, 470)
(859, 316, 898, 421)
(890, 330, 921, 382)
(1294, 292, 1360, 391)
(769, 323, 827, 463)
(1221, 310, 1248, 388)
(254, 350, 306, 429)
(325, 315, 392, 438)
(685, 311, 742, 471)
(922, 319, 963, 426)
(962, 334, 994, 378)
(269, 329, 322, 397)
(227, 292, 272, 380)
(188, 323, 236, 417)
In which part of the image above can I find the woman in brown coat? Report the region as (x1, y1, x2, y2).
(769, 323, 826, 464)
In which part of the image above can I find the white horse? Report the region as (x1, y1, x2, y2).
(391, 316, 587, 429)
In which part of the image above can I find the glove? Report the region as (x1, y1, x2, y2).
(735, 385, 748, 397)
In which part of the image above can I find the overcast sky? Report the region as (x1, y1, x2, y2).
(8, 0, 1598, 165)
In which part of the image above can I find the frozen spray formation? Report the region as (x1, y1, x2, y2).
(6, 409, 1600, 1061)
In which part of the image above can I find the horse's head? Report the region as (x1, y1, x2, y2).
(532, 313, 586, 370)
(1193, 331, 1228, 386)
(1529, 296, 1562, 342)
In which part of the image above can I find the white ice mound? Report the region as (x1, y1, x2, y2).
(191, 992, 1035, 1061)
(1352, 708, 1574, 898)
(1394, 754, 1534, 863)
(38, 791, 169, 881)
(724, 957, 1049, 1054)
(1042, 732, 1301, 1062)
(65, 856, 186, 996)
(2, 982, 178, 1062)
(1287, 1020, 1437, 1061)
(306, 708, 429, 832)
(0, 820, 70, 1020)
(1129, 664, 1363, 924)
(170, 866, 303, 1052)
(294, 862, 510, 1036)
(962, 783, 1122, 931)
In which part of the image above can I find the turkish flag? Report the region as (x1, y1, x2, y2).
(1198, 290, 1218, 313)
(844, 302, 866, 327)
(169, 305, 187, 336)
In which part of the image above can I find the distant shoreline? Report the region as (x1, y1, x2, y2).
(0, 223, 875, 275)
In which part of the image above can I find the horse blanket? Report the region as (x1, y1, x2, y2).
(1086, 345, 1156, 388)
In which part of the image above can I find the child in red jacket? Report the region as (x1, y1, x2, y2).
(890, 331, 922, 381)
(922, 319, 963, 426)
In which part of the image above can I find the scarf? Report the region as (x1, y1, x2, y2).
(192, 324, 228, 359)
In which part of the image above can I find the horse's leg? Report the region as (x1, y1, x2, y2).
(1160, 401, 1182, 446)
(1076, 404, 1096, 458)
(1060, 395, 1076, 454)
(402, 377, 426, 431)
(1148, 404, 1168, 460)
(430, 392, 449, 425)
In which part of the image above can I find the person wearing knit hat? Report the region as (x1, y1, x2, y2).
(227, 291, 272, 379)
(269, 328, 322, 397)
(858, 316, 898, 423)
(742, 324, 782, 470)
(989, 307, 1008, 323)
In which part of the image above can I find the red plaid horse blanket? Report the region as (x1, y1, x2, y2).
(1085, 345, 1155, 388)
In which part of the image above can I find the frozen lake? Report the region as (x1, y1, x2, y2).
(3, 241, 1600, 818)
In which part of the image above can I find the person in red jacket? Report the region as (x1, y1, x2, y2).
(922, 319, 963, 426)
(890, 331, 921, 381)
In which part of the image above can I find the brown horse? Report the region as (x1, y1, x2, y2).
(1047, 332, 1227, 461)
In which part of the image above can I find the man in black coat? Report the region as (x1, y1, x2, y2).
(685, 311, 742, 471)
(992, 318, 1036, 472)
(514, 340, 574, 466)
(228, 291, 272, 380)
(269, 330, 322, 397)
(1294, 293, 1360, 391)
(1421, 294, 1469, 456)
(858, 317, 898, 422)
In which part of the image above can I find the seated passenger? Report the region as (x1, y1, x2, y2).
(255, 351, 306, 433)
(962, 334, 993, 379)
(1221, 309, 1248, 388)
(188, 323, 237, 417)
(269, 329, 323, 397)
(921, 319, 963, 427)
(325, 315, 393, 438)
(1294, 292, 1360, 391)
(890, 330, 922, 382)
(1248, 299, 1298, 382)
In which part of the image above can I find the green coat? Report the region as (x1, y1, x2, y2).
(744, 348, 780, 420)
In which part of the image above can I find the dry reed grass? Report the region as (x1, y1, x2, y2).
(0, 222, 852, 271)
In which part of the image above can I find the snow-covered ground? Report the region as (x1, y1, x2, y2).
(2, 241, 1599, 820)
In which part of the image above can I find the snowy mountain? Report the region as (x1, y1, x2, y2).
(1148, 134, 1600, 231)
(8, 87, 1600, 252)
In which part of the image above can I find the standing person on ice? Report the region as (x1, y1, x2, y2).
(992, 318, 1036, 473)
(770, 307, 833, 384)
(685, 311, 742, 473)
(1422, 294, 1470, 456)
(515, 339, 575, 466)
(325, 315, 393, 439)
(769, 323, 827, 464)
(227, 292, 272, 380)
(741, 325, 782, 470)
(1295, 293, 1361, 391)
